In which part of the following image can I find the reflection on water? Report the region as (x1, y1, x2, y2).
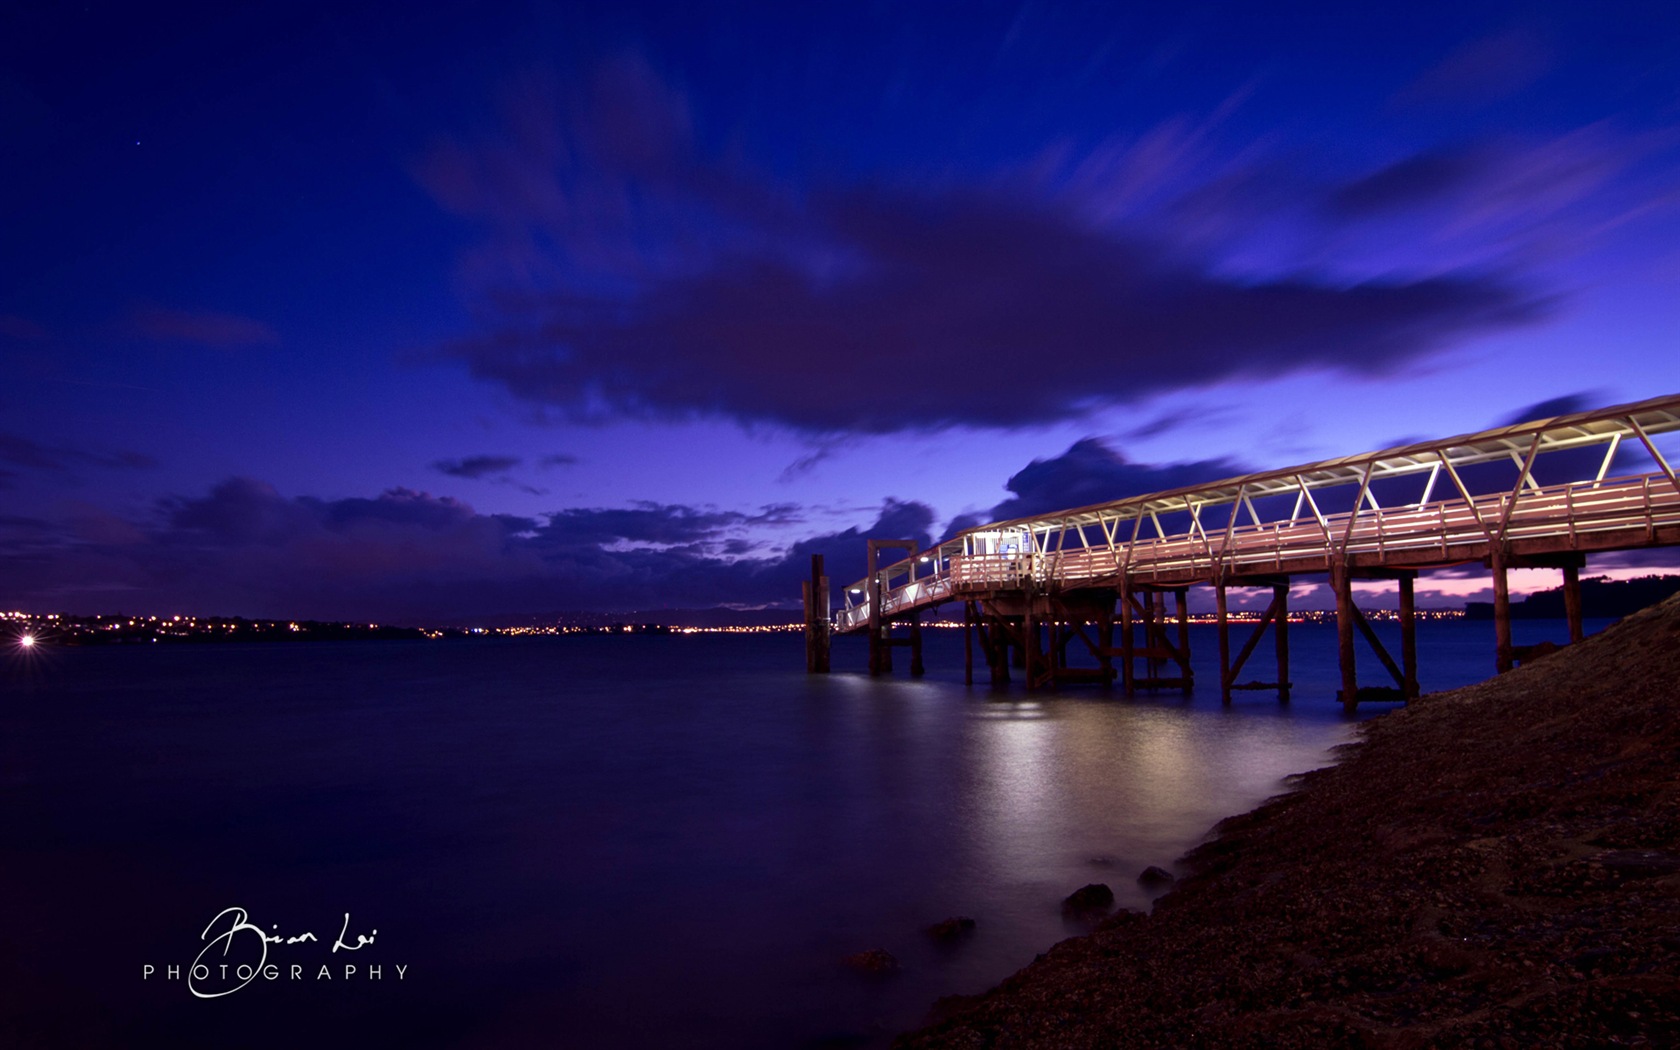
(1, 621, 1575, 1047)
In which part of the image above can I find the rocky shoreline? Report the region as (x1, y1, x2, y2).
(896, 595, 1680, 1048)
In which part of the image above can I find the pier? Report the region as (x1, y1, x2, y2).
(803, 394, 1680, 709)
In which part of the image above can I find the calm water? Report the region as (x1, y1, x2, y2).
(0, 618, 1599, 1047)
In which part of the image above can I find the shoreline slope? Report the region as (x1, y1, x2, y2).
(899, 595, 1680, 1048)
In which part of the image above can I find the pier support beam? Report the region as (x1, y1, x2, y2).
(1219, 577, 1291, 703)
(1492, 548, 1513, 674)
(1399, 572, 1417, 698)
(867, 572, 886, 676)
(976, 600, 1011, 685)
(1174, 588, 1192, 695)
(1563, 562, 1584, 645)
(1215, 582, 1230, 704)
(1119, 580, 1135, 696)
(1334, 564, 1358, 713)
(963, 601, 975, 685)
(1274, 582, 1291, 703)
(1336, 568, 1418, 708)
(865, 538, 919, 677)
(1098, 604, 1115, 689)
(803, 554, 830, 674)
(1118, 585, 1193, 693)
(1508, 553, 1587, 667)
(1023, 600, 1040, 691)
(1149, 592, 1166, 681)
(1028, 591, 1120, 690)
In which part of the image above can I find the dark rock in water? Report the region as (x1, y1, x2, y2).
(841, 948, 900, 975)
(924, 916, 977, 942)
(1062, 883, 1114, 915)
(1138, 865, 1176, 888)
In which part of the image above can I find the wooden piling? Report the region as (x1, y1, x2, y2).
(986, 611, 1010, 684)
(1119, 581, 1135, 696)
(1216, 581, 1231, 705)
(1492, 548, 1513, 674)
(803, 582, 817, 672)
(963, 601, 975, 685)
(1274, 582, 1290, 703)
(803, 554, 831, 674)
(1174, 587, 1192, 693)
(1023, 601, 1039, 692)
(865, 544, 884, 676)
(1098, 604, 1115, 689)
(1563, 561, 1584, 644)
(1334, 565, 1357, 712)
(1398, 572, 1417, 697)
(909, 612, 924, 677)
(1150, 592, 1166, 681)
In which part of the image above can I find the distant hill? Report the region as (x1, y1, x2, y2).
(1465, 574, 1680, 621)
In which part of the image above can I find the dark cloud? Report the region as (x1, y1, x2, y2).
(783, 499, 937, 586)
(985, 438, 1250, 522)
(443, 186, 1542, 434)
(421, 62, 1547, 436)
(538, 453, 579, 468)
(0, 477, 900, 620)
(433, 454, 522, 479)
(1496, 391, 1605, 427)
(1114, 409, 1233, 443)
(130, 306, 280, 348)
(1330, 149, 1486, 216)
(1478, 390, 1649, 489)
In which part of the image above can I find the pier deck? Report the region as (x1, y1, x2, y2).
(811, 394, 1680, 706)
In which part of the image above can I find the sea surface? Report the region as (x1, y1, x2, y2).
(0, 617, 1602, 1048)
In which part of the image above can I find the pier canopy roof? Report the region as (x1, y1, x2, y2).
(967, 392, 1680, 539)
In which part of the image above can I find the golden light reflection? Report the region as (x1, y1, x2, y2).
(971, 703, 1062, 874)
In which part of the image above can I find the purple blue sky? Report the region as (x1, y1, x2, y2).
(3, 1, 1678, 621)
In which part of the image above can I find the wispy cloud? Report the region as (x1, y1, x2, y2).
(0, 431, 155, 489)
(130, 306, 280, 349)
(1395, 28, 1554, 110)
(432, 454, 522, 479)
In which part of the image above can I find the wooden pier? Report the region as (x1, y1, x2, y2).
(806, 394, 1680, 709)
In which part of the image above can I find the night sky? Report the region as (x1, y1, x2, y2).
(4, 1, 1679, 622)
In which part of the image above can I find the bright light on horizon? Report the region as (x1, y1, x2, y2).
(19, 634, 35, 648)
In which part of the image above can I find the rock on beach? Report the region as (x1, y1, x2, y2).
(1059, 883, 1114, 917)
